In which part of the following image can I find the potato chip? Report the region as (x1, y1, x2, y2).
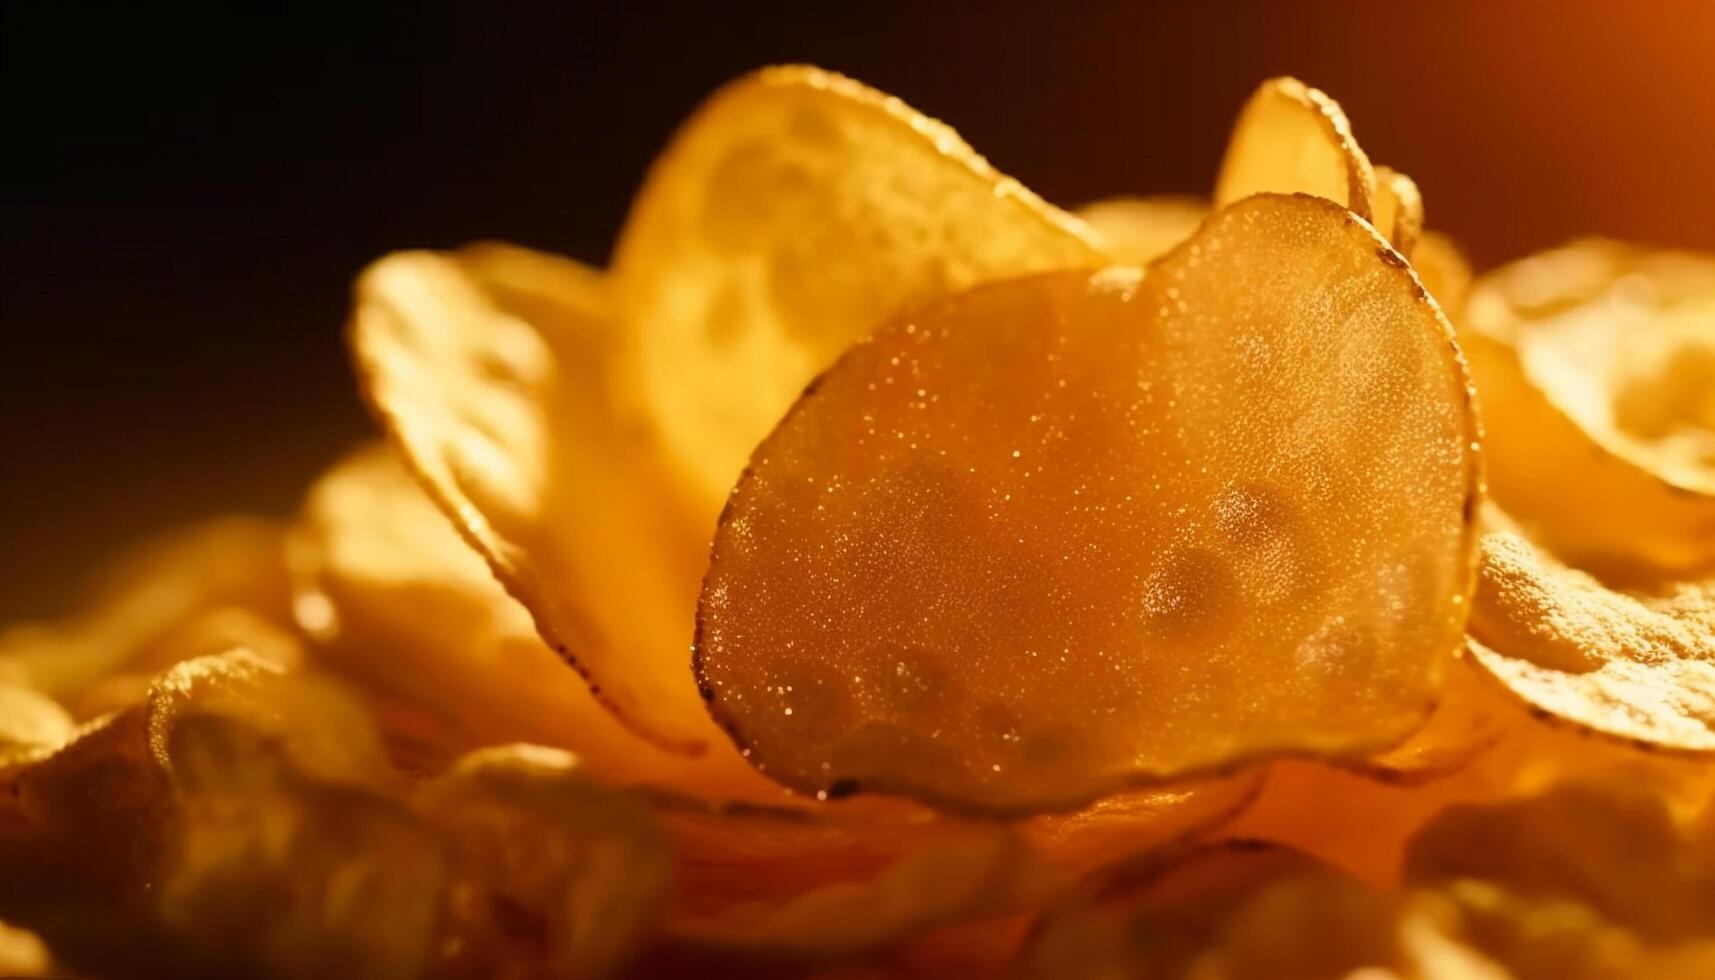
(350, 245, 722, 753)
(1464, 240, 1715, 574)
(1021, 774, 1265, 878)
(697, 194, 1481, 813)
(1372, 165, 1424, 256)
(1214, 77, 1376, 222)
(1466, 527, 1714, 751)
(1074, 196, 1208, 265)
(290, 445, 782, 800)
(418, 744, 668, 980)
(612, 64, 1103, 516)
(0, 517, 292, 709)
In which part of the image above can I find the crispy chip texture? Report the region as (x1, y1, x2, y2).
(1372, 165, 1424, 256)
(697, 194, 1480, 813)
(613, 65, 1103, 515)
(350, 244, 722, 753)
(1214, 78, 1376, 222)
(1467, 527, 1714, 751)
(1464, 240, 1715, 574)
(1074, 196, 1208, 265)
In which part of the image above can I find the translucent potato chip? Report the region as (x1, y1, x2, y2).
(612, 64, 1103, 515)
(697, 194, 1481, 813)
(1214, 77, 1376, 222)
(1372, 165, 1424, 256)
(350, 245, 721, 753)
(1466, 528, 1714, 751)
(1464, 240, 1715, 574)
(0, 517, 292, 709)
(418, 744, 668, 979)
(1021, 774, 1265, 878)
(1074, 196, 1208, 265)
(290, 446, 782, 800)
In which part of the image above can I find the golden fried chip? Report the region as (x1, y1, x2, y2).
(418, 744, 668, 979)
(697, 194, 1481, 813)
(350, 245, 721, 753)
(1074, 196, 1208, 265)
(612, 64, 1103, 515)
(1372, 165, 1424, 256)
(1021, 774, 1265, 878)
(1466, 528, 1714, 751)
(290, 446, 782, 799)
(1214, 77, 1376, 221)
(1464, 240, 1715, 574)
(0, 518, 292, 709)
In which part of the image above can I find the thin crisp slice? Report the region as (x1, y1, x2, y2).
(1466, 527, 1714, 751)
(697, 194, 1481, 813)
(1213, 77, 1376, 221)
(0, 687, 74, 765)
(1372, 165, 1424, 256)
(1074, 196, 1208, 265)
(289, 445, 783, 799)
(612, 64, 1103, 515)
(1464, 240, 1715, 574)
(350, 245, 719, 753)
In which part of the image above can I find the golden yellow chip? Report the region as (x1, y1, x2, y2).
(612, 65, 1103, 516)
(289, 445, 781, 800)
(697, 194, 1481, 813)
(1074, 196, 1208, 265)
(1372, 165, 1424, 256)
(350, 244, 722, 753)
(1214, 77, 1376, 221)
(1467, 527, 1714, 751)
(0, 518, 291, 708)
(1022, 774, 1265, 878)
(0, 920, 52, 977)
(1464, 240, 1715, 574)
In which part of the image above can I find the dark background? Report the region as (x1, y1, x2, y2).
(5, 2, 1715, 622)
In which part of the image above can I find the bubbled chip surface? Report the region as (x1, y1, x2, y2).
(696, 194, 1480, 813)
(613, 65, 1103, 515)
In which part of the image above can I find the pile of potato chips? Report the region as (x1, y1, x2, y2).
(2, 68, 1711, 979)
